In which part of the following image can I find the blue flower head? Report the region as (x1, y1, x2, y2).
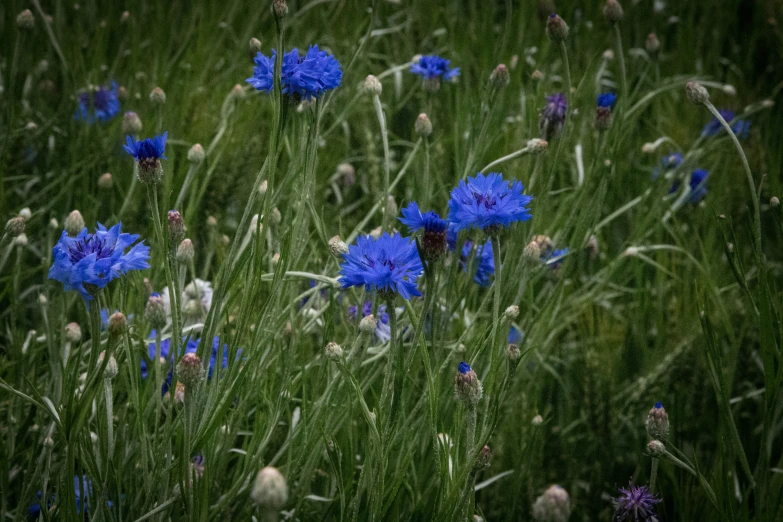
(247, 45, 342, 100)
(597, 92, 617, 108)
(124, 133, 168, 183)
(339, 232, 424, 300)
(461, 239, 495, 287)
(669, 169, 707, 203)
(49, 223, 150, 300)
(702, 109, 750, 140)
(651, 152, 682, 181)
(539, 92, 567, 139)
(543, 247, 568, 269)
(74, 82, 121, 123)
(410, 55, 460, 81)
(654, 402, 663, 409)
(399, 202, 448, 261)
(612, 482, 660, 522)
(458, 361, 472, 374)
(508, 326, 524, 345)
(448, 172, 533, 234)
(28, 476, 110, 517)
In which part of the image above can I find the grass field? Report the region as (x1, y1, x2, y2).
(1, 0, 782, 520)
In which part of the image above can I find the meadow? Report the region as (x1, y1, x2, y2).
(1, 0, 782, 520)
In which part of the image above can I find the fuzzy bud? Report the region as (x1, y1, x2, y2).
(523, 241, 542, 261)
(5, 217, 25, 237)
(14, 233, 28, 247)
(603, 0, 624, 24)
(19, 208, 31, 220)
(476, 445, 491, 470)
(107, 312, 126, 337)
(506, 343, 521, 362)
(64, 322, 82, 343)
(49, 218, 59, 230)
(272, 0, 288, 18)
(546, 14, 569, 42)
(177, 353, 204, 388)
(455, 362, 483, 406)
(328, 235, 349, 257)
(359, 314, 377, 334)
(97, 351, 118, 379)
(17, 9, 35, 30)
(120, 11, 130, 23)
(385, 195, 397, 220)
(415, 113, 433, 137)
(531, 70, 545, 82)
(145, 294, 167, 329)
(645, 402, 670, 439)
(173, 381, 186, 405)
(325, 341, 343, 360)
(187, 144, 205, 165)
(595, 106, 612, 132)
(527, 138, 548, 154)
(647, 439, 666, 456)
(336, 163, 355, 186)
(489, 64, 510, 90)
(685, 81, 709, 105)
(97, 172, 113, 189)
(251, 466, 288, 509)
(770, 196, 780, 208)
(258, 180, 268, 196)
(168, 210, 186, 245)
(364, 74, 382, 95)
(177, 239, 195, 263)
(270, 207, 282, 226)
(248, 37, 262, 59)
(532, 414, 543, 426)
(122, 111, 143, 134)
(645, 33, 661, 56)
(149, 87, 166, 105)
(504, 305, 520, 320)
(532, 485, 571, 522)
(64, 210, 85, 236)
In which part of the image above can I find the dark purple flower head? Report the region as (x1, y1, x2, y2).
(612, 482, 660, 522)
(539, 93, 567, 139)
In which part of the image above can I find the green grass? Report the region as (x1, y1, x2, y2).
(1, 0, 782, 520)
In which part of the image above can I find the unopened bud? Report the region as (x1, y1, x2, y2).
(533, 485, 571, 522)
(603, 0, 624, 24)
(336, 163, 355, 186)
(174, 381, 186, 405)
(107, 312, 126, 337)
(64, 322, 82, 343)
(177, 239, 195, 263)
(364, 75, 382, 95)
(168, 210, 186, 245)
(489, 64, 510, 90)
(270, 207, 282, 225)
(17, 9, 35, 30)
(531, 70, 545, 82)
(64, 210, 85, 236)
(187, 144, 205, 165)
(122, 111, 143, 134)
(5, 217, 25, 237)
(523, 241, 541, 261)
(546, 14, 569, 42)
(455, 362, 483, 405)
(329, 235, 349, 257)
(272, 0, 288, 18)
(476, 445, 491, 470)
(645, 402, 670, 439)
(19, 208, 31, 220)
(248, 37, 262, 59)
(325, 341, 343, 360)
(532, 414, 543, 426)
(647, 439, 665, 456)
(507, 343, 521, 362)
(98, 172, 113, 189)
(258, 180, 268, 196)
(14, 233, 28, 247)
(504, 305, 520, 320)
(527, 138, 548, 154)
(178, 353, 204, 388)
(685, 81, 709, 105)
(97, 351, 118, 379)
(415, 113, 432, 137)
(145, 294, 167, 329)
(120, 11, 130, 23)
(49, 218, 59, 230)
(771, 196, 780, 208)
(149, 87, 166, 105)
(645, 33, 661, 55)
(359, 314, 377, 334)
(251, 466, 288, 509)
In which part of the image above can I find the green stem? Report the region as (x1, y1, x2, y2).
(613, 24, 628, 111)
(103, 378, 114, 457)
(490, 235, 503, 356)
(175, 164, 198, 210)
(88, 300, 103, 372)
(423, 138, 431, 208)
(372, 93, 392, 231)
(466, 404, 477, 459)
(649, 456, 659, 491)
(558, 41, 572, 107)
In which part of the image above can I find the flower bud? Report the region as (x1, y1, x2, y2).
(18, 208, 31, 220)
(14, 233, 28, 247)
(177, 353, 204, 388)
(49, 218, 59, 230)
(336, 163, 355, 186)
(489, 64, 510, 90)
(120, 10, 130, 23)
(532, 485, 571, 522)
(603, 0, 624, 24)
(248, 37, 262, 59)
(685, 81, 709, 105)
(270, 207, 282, 225)
(149, 87, 166, 105)
(325, 341, 343, 360)
(504, 305, 520, 320)
(415, 113, 432, 137)
(645, 402, 670, 439)
(385, 195, 397, 220)
(187, 143, 205, 165)
(770, 196, 780, 208)
(64, 210, 85, 236)
(145, 294, 167, 329)
(182, 299, 204, 320)
(174, 381, 186, 405)
(531, 70, 545, 82)
(546, 14, 569, 42)
(359, 314, 377, 334)
(97, 351, 118, 379)
(532, 414, 543, 426)
(523, 241, 542, 261)
(168, 210, 186, 245)
(107, 312, 126, 337)
(122, 111, 143, 134)
(207, 215, 218, 228)
(17, 9, 35, 30)
(5, 217, 25, 237)
(251, 467, 288, 510)
(98, 172, 113, 189)
(645, 33, 661, 56)
(595, 106, 612, 132)
(65, 322, 82, 343)
(647, 439, 666, 456)
(328, 235, 349, 257)
(527, 138, 548, 154)
(258, 180, 268, 196)
(507, 343, 521, 362)
(364, 74, 382, 95)
(455, 362, 483, 406)
(177, 238, 195, 263)
(476, 445, 491, 470)
(272, 0, 288, 18)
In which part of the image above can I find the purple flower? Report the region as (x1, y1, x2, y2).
(539, 93, 567, 140)
(612, 482, 660, 522)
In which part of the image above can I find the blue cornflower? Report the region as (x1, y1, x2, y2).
(508, 326, 524, 345)
(123, 132, 168, 184)
(612, 482, 660, 522)
(399, 202, 448, 261)
(543, 247, 568, 269)
(410, 55, 460, 82)
(49, 223, 150, 301)
(339, 232, 424, 300)
(539, 92, 568, 139)
(29, 476, 111, 517)
(247, 45, 342, 100)
(702, 109, 750, 139)
(448, 172, 533, 234)
(447, 224, 495, 286)
(143, 334, 239, 380)
(597, 92, 617, 108)
(348, 301, 391, 341)
(74, 81, 121, 123)
(458, 361, 471, 374)
(669, 169, 708, 203)
(651, 152, 682, 180)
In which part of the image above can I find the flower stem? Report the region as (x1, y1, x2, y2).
(423, 137, 431, 208)
(649, 456, 659, 491)
(88, 300, 103, 372)
(490, 235, 503, 356)
(613, 24, 628, 112)
(558, 41, 572, 108)
(372, 93, 392, 231)
(103, 378, 114, 457)
(466, 403, 477, 459)
(175, 164, 198, 210)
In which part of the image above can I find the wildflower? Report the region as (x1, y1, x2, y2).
(64, 210, 85, 236)
(415, 113, 433, 137)
(603, 0, 624, 24)
(448, 226, 495, 286)
(168, 210, 185, 245)
(399, 202, 448, 262)
(64, 322, 82, 343)
(669, 170, 708, 203)
(192, 455, 206, 480)
(504, 305, 520, 320)
(177, 353, 204, 388)
(543, 247, 568, 269)
(651, 152, 682, 181)
(447, 172, 533, 235)
(159, 279, 214, 319)
(145, 293, 167, 329)
(539, 93, 568, 140)
(124, 132, 168, 185)
(645, 402, 670, 439)
(144, 334, 238, 392)
(455, 362, 483, 405)
(595, 92, 616, 131)
(246, 45, 342, 101)
(546, 14, 569, 42)
(612, 482, 660, 522)
(74, 82, 121, 123)
(597, 92, 617, 108)
(685, 81, 709, 105)
(324, 341, 343, 360)
(177, 238, 195, 263)
(358, 314, 377, 334)
(701, 109, 750, 139)
(338, 232, 424, 300)
(251, 467, 288, 510)
(532, 484, 571, 522)
(122, 111, 143, 134)
(647, 440, 665, 456)
(5, 216, 25, 237)
(509, 326, 524, 344)
(349, 301, 391, 341)
(49, 223, 150, 301)
(28, 476, 112, 517)
(507, 343, 521, 362)
(410, 55, 460, 92)
(272, 0, 288, 18)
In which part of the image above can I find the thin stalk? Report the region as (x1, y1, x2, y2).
(174, 164, 198, 210)
(613, 24, 628, 111)
(119, 169, 139, 219)
(372, 93, 392, 231)
(649, 456, 659, 491)
(103, 378, 114, 457)
(480, 144, 532, 173)
(466, 404, 477, 458)
(490, 235, 503, 356)
(88, 299, 103, 372)
(558, 41, 572, 106)
(423, 138, 431, 208)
